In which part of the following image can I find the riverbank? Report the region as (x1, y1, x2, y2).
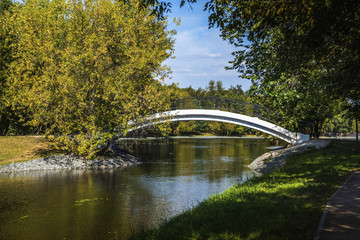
(131, 140, 360, 240)
(0, 152, 142, 173)
(249, 139, 331, 174)
(0, 136, 59, 165)
(0, 136, 142, 172)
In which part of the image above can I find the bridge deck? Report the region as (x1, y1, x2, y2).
(128, 109, 309, 145)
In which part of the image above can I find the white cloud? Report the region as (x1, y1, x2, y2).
(176, 67, 193, 73)
(164, 1, 251, 90)
(188, 72, 208, 77)
(204, 53, 222, 58)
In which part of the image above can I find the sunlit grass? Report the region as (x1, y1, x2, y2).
(132, 140, 360, 240)
(0, 136, 64, 165)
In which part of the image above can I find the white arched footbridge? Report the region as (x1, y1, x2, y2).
(128, 109, 309, 145)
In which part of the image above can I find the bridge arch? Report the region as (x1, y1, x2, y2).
(128, 109, 309, 145)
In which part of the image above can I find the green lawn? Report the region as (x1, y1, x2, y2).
(0, 136, 63, 165)
(132, 140, 360, 240)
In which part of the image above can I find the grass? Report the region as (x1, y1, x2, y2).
(131, 140, 360, 240)
(0, 136, 64, 165)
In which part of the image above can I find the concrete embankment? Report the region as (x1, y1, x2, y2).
(249, 139, 331, 174)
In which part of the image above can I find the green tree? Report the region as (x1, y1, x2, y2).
(169, 80, 249, 136)
(250, 68, 344, 138)
(0, 0, 15, 135)
(224, 85, 245, 102)
(5, 0, 174, 158)
(323, 112, 355, 136)
(205, 0, 359, 114)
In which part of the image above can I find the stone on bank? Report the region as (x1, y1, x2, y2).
(249, 140, 331, 174)
(0, 148, 142, 173)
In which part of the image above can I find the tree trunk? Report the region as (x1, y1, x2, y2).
(0, 113, 10, 136)
(311, 121, 321, 138)
(356, 118, 359, 142)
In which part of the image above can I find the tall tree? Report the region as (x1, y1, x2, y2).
(5, 0, 174, 158)
(204, 0, 360, 107)
(0, 0, 14, 135)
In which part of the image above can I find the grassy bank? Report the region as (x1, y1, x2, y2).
(0, 136, 61, 165)
(132, 140, 360, 240)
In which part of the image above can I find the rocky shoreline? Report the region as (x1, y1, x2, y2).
(249, 139, 331, 174)
(0, 150, 143, 173)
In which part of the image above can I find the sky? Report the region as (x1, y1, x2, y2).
(163, 1, 251, 91)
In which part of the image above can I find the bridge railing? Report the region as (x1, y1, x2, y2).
(170, 97, 284, 124)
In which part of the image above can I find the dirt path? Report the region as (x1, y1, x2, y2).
(315, 172, 360, 240)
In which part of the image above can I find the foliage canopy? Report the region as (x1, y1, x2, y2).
(204, 0, 359, 135)
(3, 0, 174, 158)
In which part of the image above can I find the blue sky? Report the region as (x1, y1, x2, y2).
(163, 1, 251, 91)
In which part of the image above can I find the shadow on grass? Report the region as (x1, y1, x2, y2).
(32, 143, 68, 158)
(131, 140, 360, 240)
(0, 137, 68, 165)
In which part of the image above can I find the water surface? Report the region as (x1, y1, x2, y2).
(0, 138, 278, 240)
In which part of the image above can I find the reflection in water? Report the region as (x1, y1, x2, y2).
(0, 138, 278, 240)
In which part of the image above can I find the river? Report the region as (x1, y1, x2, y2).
(0, 137, 280, 240)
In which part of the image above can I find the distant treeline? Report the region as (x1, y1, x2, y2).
(130, 80, 357, 138)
